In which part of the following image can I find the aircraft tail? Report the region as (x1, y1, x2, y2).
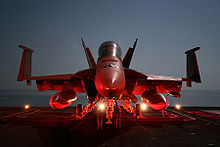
(123, 38, 138, 68)
(184, 47, 201, 87)
(17, 45, 34, 85)
(81, 38, 96, 69)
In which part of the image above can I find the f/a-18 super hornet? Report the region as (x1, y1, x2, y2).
(17, 38, 201, 124)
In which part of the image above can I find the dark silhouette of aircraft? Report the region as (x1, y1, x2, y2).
(17, 38, 201, 123)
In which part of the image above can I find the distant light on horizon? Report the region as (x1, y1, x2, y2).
(175, 104, 181, 110)
(24, 104, 30, 110)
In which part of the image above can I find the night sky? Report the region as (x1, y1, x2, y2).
(0, 0, 220, 91)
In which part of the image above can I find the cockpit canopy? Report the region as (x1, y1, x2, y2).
(98, 41, 122, 58)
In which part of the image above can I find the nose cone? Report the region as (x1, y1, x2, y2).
(95, 56, 125, 97)
(95, 66, 125, 97)
(102, 74, 124, 96)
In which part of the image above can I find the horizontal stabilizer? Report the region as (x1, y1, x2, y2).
(17, 45, 34, 85)
(185, 47, 201, 87)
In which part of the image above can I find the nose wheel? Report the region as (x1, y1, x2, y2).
(96, 97, 116, 130)
(96, 97, 135, 130)
(105, 98, 114, 124)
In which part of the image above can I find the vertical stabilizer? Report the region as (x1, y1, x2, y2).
(81, 38, 96, 69)
(123, 38, 138, 68)
(17, 45, 34, 85)
(185, 47, 201, 87)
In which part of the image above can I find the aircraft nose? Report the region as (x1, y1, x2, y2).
(95, 68, 125, 97)
(104, 88, 116, 96)
(101, 75, 123, 96)
(103, 81, 121, 96)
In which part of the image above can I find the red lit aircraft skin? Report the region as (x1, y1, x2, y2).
(17, 40, 201, 121)
(95, 56, 125, 97)
(141, 92, 169, 110)
(50, 90, 77, 109)
(133, 80, 182, 97)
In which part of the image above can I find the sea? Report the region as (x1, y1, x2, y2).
(0, 89, 220, 107)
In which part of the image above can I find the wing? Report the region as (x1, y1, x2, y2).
(124, 69, 183, 97)
(17, 44, 96, 94)
(33, 68, 96, 93)
(124, 46, 201, 97)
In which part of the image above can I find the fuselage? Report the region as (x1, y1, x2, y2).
(95, 41, 125, 97)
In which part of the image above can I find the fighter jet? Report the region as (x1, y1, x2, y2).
(17, 38, 201, 123)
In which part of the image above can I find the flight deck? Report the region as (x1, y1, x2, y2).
(0, 106, 220, 147)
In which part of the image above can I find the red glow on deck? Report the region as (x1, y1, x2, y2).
(184, 111, 220, 119)
(24, 104, 30, 110)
